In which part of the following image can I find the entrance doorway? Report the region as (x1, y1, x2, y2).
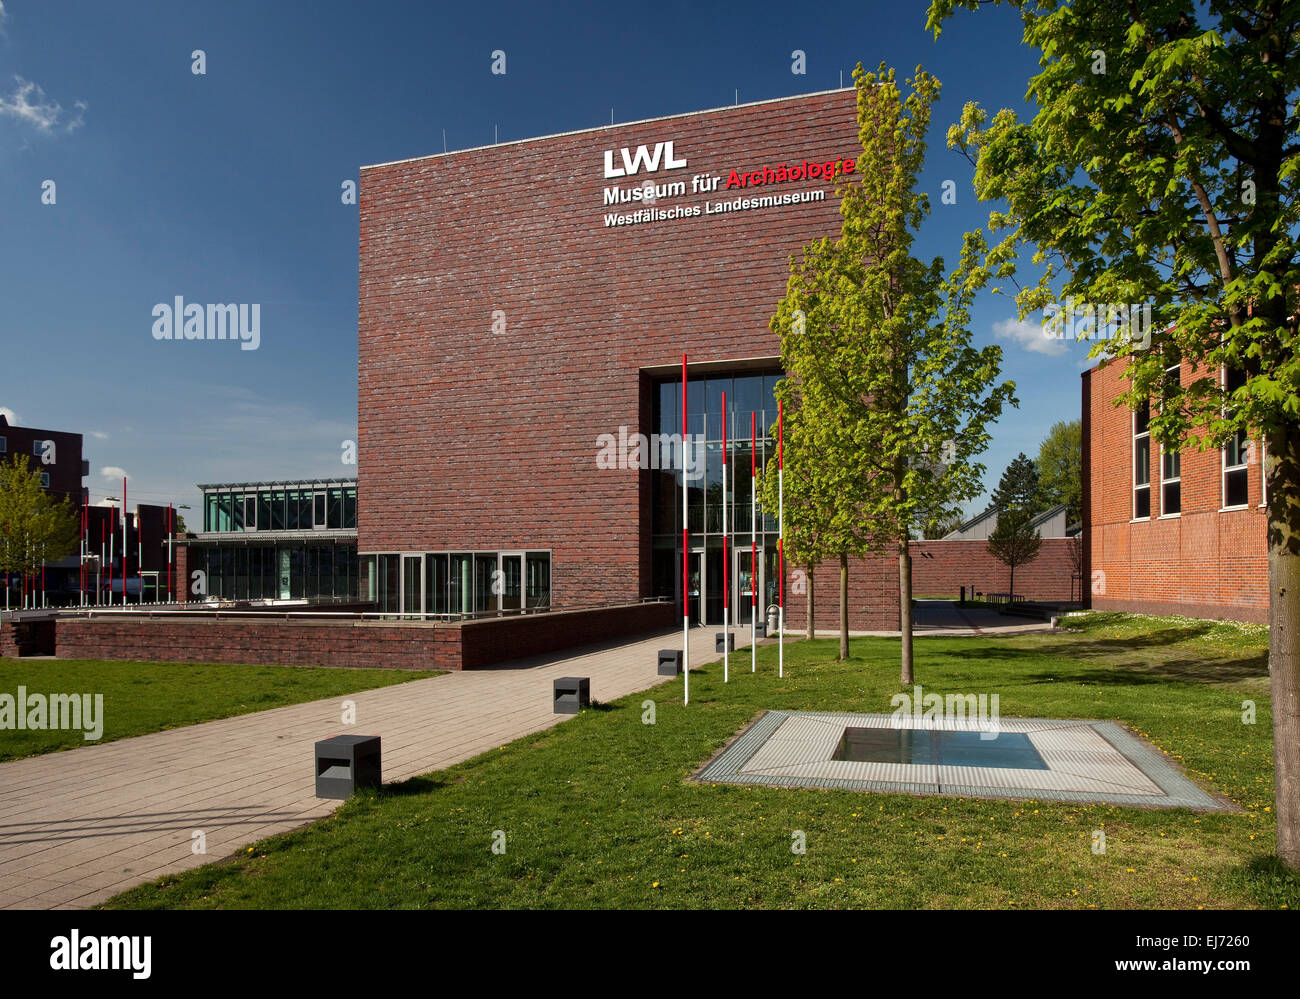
(734, 545, 764, 625)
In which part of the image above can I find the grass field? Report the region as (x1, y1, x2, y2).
(102, 612, 1295, 910)
(0, 658, 433, 761)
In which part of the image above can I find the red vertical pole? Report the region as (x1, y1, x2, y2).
(778, 399, 785, 678)
(751, 411, 757, 671)
(722, 390, 729, 683)
(122, 478, 127, 607)
(81, 497, 86, 606)
(682, 353, 690, 704)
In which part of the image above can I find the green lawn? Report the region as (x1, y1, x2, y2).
(0, 658, 434, 761)
(103, 612, 1296, 910)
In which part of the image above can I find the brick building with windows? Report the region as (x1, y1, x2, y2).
(1081, 356, 1269, 623)
(356, 87, 901, 630)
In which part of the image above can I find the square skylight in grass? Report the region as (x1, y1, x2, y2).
(694, 711, 1232, 810)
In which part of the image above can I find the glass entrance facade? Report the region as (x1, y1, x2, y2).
(651, 371, 783, 626)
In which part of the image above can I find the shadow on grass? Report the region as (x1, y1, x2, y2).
(371, 775, 449, 798)
(1230, 854, 1300, 909)
(936, 633, 1267, 686)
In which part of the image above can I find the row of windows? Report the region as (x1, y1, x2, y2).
(194, 544, 360, 601)
(1133, 363, 1258, 520)
(204, 486, 357, 533)
(365, 551, 551, 617)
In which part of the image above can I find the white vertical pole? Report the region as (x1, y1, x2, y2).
(682, 353, 690, 706)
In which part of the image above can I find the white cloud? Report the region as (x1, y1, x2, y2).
(0, 75, 87, 134)
(0, 406, 20, 425)
(0, 3, 8, 31)
(992, 316, 1069, 357)
(99, 466, 130, 482)
(89, 430, 109, 440)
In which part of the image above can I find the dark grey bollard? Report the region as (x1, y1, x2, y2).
(715, 633, 735, 653)
(753, 622, 766, 639)
(315, 734, 382, 799)
(657, 650, 683, 675)
(553, 676, 590, 714)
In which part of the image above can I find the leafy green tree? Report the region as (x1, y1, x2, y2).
(991, 452, 1041, 514)
(0, 455, 80, 599)
(765, 62, 1016, 677)
(929, 0, 1300, 866)
(759, 379, 843, 641)
(986, 506, 1043, 598)
(1036, 420, 1082, 522)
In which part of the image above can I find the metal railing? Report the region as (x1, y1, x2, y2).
(41, 595, 672, 624)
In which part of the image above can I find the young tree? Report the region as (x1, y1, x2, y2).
(1067, 530, 1085, 602)
(930, 0, 1300, 866)
(0, 455, 80, 600)
(986, 507, 1043, 598)
(1036, 419, 1083, 522)
(759, 379, 842, 643)
(766, 62, 1016, 676)
(991, 452, 1041, 513)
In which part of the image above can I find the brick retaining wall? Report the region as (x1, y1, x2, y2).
(42, 601, 676, 670)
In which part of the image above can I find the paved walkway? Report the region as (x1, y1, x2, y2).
(0, 626, 738, 910)
(804, 600, 1056, 638)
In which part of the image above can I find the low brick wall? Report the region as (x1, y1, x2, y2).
(458, 601, 675, 668)
(45, 601, 677, 671)
(909, 538, 1079, 602)
(0, 618, 56, 657)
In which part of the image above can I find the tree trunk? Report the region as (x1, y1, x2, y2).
(806, 563, 815, 641)
(899, 537, 914, 685)
(1009, 562, 1016, 600)
(1267, 428, 1300, 868)
(839, 551, 849, 660)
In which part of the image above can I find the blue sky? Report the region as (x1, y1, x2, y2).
(0, 0, 1088, 524)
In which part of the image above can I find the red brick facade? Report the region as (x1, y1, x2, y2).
(358, 90, 874, 623)
(1082, 358, 1268, 622)
(910, 539, 1080, 602)
(783, 556, 900, 632)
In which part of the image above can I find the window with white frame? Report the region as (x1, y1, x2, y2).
(1134, 400, 1151, 519)
(1160, 357, 1181, 515)
(1261, 440, 1268, 507)
(1223, 364, 1250, 508)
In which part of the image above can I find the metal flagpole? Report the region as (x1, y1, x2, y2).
(722, 391, 728, 683)
(122, 477, 128, 608)
(751, 411, 757, 673)
(779, 399, 785, 679)
(682, 353, 690, 705)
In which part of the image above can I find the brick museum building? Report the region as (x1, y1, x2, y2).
(356, 88, 901, 631)
(1082, 356, 1269, 623)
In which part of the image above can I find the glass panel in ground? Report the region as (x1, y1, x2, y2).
(832, 728, 1048, 770)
